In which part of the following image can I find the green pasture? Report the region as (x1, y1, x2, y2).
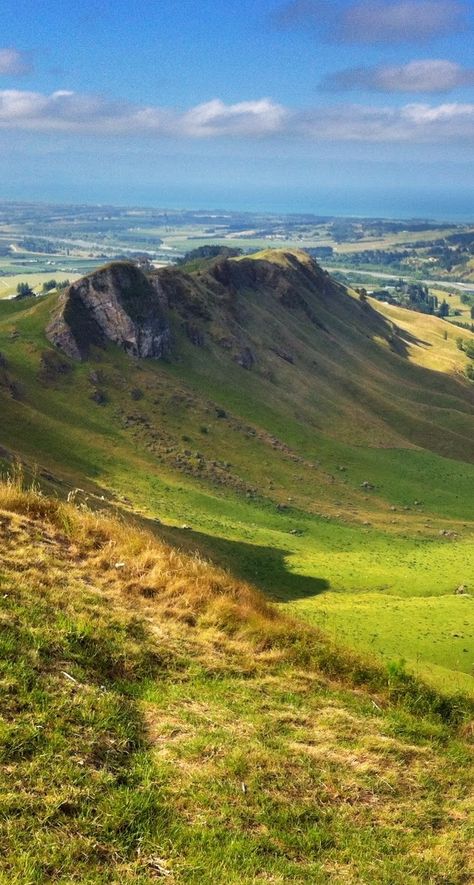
(1, 283, 473, 696)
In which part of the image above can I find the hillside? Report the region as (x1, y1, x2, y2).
(1, 479, 473, 884)
(0, 249, 473, 692)
(45, 248, 474, 458)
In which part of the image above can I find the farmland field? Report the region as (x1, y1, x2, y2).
(0, 271, 80, 299)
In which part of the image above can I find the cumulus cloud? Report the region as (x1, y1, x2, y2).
(273, 0, 468, 42)
(322, 59, 474, 93)
(1, 87, 474, 143)
(0, 90, 143, 132)
(0, 48, 31, 76)
(299, 101, 474, 140)
(0, 90, 287, 138)
(179, 99, 288, 137)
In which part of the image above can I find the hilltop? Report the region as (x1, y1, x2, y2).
(0, 249, 473, 692)
(45, 248, 474, 458)
(0, 478, 473, 883)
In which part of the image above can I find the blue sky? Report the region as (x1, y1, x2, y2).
(1, 0, 474, 216)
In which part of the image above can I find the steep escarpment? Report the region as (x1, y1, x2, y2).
(47, 262, 171, 360)
(39, 247, 474, 463)
(157, 248, 350, 332)
(47, 250, 370, 366)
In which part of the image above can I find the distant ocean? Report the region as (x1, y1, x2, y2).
(4, 183, 474, 222)
(161, 188, 474, 222)
(91, 185, 474, 222)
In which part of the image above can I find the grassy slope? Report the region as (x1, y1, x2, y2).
(0, 481, 473, 884)
(0, 252, 473, 694)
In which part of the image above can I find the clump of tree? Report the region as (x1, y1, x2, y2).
(456, 338, 474, 358)
(337, 248, 411, 268)
(371, 289, 396, 304)
(465, 340, 474, 360)
(19, 238, 57, 253)
(450, 320, 474, 332)
(329, 221, 364, 243)
(370, 279, 455, 318)
(178, 245, 242, 266)
(437, 299, 450, 318)
(41, 278, 70, 293)
(406, 283, 438, 314)
(456, 337, 474, 379)
(42, 279, 58, 293)
(16, 282, 34, 299)
(308, 246, 334, 259)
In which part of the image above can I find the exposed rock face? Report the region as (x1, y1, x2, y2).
(46, 263, 171, 360)
(46, 251, 344, 368)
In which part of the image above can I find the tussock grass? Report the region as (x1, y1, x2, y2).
(0, 475, 472, 718)
(1, 480, 473, 882)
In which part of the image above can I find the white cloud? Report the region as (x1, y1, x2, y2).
(323, 59, 474, 93)
(0, 48, 31, 75)
(299, 101, 474, 141)
(179, 99, 289, 137)
(1, 87, 474, 143)
(0, 90, 168, 133)
(0, 90, 288, 138)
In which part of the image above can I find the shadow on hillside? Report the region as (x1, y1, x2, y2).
(389, 325, 432, 357)
(149, 520, 330, 602)
(362, 298, 432, 359)
(0, 462, 329, 601)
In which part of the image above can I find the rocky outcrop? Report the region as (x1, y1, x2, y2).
(0, 352, 21, 399)
(46, 263, 171, 360)
(234, 347, 255, 369)
(45, 251, 344, 367)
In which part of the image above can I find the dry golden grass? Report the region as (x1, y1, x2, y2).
(1, 477, 474, 883)
(1, 474, 473, 717)
(371, 297, 474, 373)
(0, 473, 295, 665)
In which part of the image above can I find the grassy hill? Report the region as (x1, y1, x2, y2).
(0, 249, 473, 693)
(1, 479, 473, 883)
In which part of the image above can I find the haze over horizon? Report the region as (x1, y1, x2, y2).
(2, 0, 474, 217)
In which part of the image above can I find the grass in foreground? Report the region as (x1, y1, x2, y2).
(0, 479, 473, 884)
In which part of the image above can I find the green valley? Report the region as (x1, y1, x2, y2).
(1, 248, 473, 696)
